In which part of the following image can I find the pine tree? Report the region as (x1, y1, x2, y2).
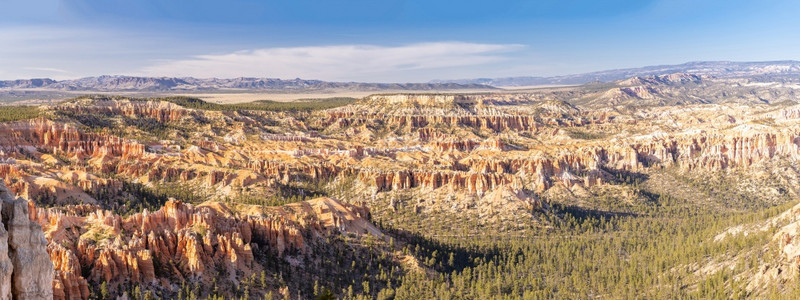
(133, 286, 141, 300)
(315, 289, 335, 300)
(99, 282, 109, 300)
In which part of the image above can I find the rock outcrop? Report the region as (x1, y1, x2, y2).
(0, 182, 54, 300)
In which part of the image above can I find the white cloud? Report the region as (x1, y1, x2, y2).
(0, 27, 526, 81)
(137, 42, 524, 82)
(23, 67, 68, 73)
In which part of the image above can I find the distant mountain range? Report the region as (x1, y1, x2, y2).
(3, 61, 800, 94)
(0, 76, 494, 92)
(430, 61, 800, 86)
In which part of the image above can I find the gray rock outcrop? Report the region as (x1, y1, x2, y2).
(0, 182, 53, 300)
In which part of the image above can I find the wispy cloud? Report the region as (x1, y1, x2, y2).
(138, 42, 524, 82)
(0, 26, 198, 80)
(23, 67, 69, 73)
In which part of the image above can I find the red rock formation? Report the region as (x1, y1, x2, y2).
(50, 243, 89, 300)
(355, 168, 518, 194)
(320, 94, 604, 134)
(431, 138, 505, 152)
(31, 197, 377, 299)
(54, 99, 188, 123)
(0, 119, 144, 159)
(345, 126, 800, 194)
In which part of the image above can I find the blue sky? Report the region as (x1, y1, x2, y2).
(1, 0, 799, 82)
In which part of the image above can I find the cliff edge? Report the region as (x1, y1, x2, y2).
(0, 182, 53, 300)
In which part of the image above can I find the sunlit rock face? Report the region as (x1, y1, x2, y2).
(0, 182, 53, 300)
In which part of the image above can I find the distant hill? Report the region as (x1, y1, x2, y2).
(0, 75, 494, 92)
(431, 61, 800, 86)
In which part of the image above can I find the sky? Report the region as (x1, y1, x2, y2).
(1, 0, 799, 82)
